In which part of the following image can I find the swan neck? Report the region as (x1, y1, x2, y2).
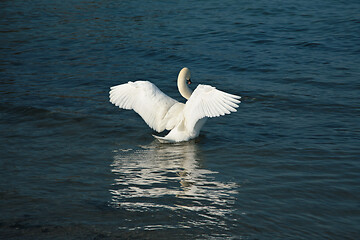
(177, 72, 192, 100)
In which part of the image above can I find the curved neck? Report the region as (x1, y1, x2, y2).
(177, 70, 192, 100)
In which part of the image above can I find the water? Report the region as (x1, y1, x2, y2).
(1, 0, 359, 239)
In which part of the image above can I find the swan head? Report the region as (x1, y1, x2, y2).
(181, 67, 192, 84)
(177, 67, 193, 100)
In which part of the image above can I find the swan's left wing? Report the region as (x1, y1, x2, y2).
(184, 84, 241, 130)
(109, 81, 178, 132)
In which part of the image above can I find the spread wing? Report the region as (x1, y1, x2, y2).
(109, 81, 178, 132)
(184, 84, 241, 130)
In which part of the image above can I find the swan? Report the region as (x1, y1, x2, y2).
(109, 67, 241, 143)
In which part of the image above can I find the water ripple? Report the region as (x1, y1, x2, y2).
(110, 142, 238, 229)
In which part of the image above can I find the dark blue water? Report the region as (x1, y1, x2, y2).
(1, 0, 359, 239)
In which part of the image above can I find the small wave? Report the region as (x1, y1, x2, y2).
(251, 39, 274, 44)
(295, 41, 323, 48)
(0, 102, 51, 118)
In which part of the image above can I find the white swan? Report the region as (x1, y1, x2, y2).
(109, 67, 241, 143)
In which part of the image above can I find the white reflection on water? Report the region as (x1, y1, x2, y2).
(110, 141, 238, 218)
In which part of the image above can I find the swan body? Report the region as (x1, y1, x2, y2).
(109, 67, 241, 143)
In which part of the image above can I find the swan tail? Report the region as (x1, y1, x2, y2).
(152, 134, 175, 143)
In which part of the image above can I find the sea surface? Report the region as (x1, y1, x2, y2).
(1, 0, 359, 239)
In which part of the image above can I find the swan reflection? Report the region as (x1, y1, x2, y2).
(110, 141, 238, 217)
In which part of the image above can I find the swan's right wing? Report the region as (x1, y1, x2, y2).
(109, 81, 178, 132)
(184, 84, 241, 131)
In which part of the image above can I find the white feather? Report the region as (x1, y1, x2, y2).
(109, 81, 177, 132)
(184, 84, 241, 132)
